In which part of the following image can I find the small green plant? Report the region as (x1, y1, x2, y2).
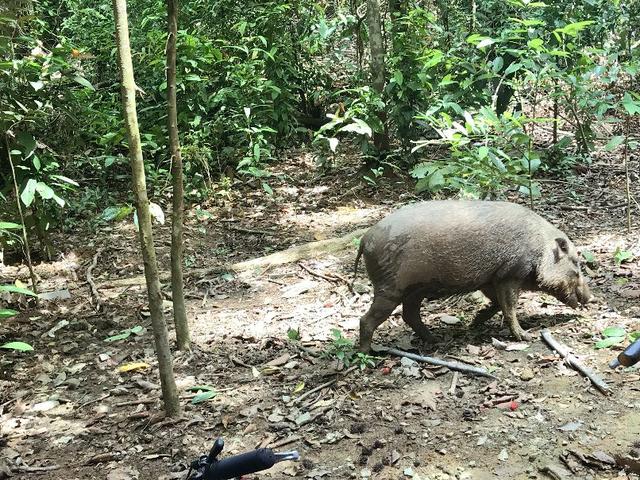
(363, 166, 384, 186)
(581, 250, 597, 266)
(594, 326, 640, 350)
(287, 327, 301, 341)
(0, 284, 36, 351)
(595, 326, 626, 349)
(322, 329, 377, 370)
(613, 247, 634, 266)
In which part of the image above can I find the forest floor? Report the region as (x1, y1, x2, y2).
(1, 147, 640, 480)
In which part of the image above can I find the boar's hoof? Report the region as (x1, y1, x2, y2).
(511, 325, 533, 341)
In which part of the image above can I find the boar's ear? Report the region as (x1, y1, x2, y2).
(555, 237, 569, 254)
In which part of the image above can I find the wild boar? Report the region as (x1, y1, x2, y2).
(354, 200, 592, 353)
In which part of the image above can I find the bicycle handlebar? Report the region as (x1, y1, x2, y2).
(207, 448, 299, 479)
(186, 437, 299, 480)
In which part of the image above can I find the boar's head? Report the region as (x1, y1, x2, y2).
(538, 237, 592, 308)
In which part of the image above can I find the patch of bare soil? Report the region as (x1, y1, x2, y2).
(1, 149, 640, 480)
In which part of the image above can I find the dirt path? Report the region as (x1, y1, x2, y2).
(1, 152, 639, 480)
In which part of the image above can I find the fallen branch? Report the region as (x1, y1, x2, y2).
(377, 346, 497, 379)
(97, 227, 368, 289)
(540, 329, 610, 395)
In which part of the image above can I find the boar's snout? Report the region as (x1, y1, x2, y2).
(576, 277, 593, 305)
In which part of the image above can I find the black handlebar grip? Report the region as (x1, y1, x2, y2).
(206, 448, 277, 480)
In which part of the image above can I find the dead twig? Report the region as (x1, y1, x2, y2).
(226, 225, 276, 236)
(86, 247, 104, 311)
(449, 371, 459, 395)
(539, 464, 567, 480)
(289, 365, 358, 406)
(558, 205, 589, 211)
(114, 398, 159, 407)
(15, 465, 61, 472)
(298, 262, 338, 283)
(84, 452, 123, 465)
(540, 329, 610, 395)
(268, 435, 302, 449)
(377, 346, 497, 379)
(79, 393, 111, 409)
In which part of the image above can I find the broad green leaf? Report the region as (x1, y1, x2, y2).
(73, 75, 95, 90)
(262, 182, 273, 196)
(492, 56, 504, 73)
(527, 38, 544, 50)
(605, 136, 624, 151)
(477, 146, 489, 160)
(428, 170, 445, 191)
(0, 285, 37, 296)
(554, 21, 595, 38)
(614, 247, 634, 265)
(629, 332, 640, 342)
(602, 326, 626, 338)
(192, 390, 217, 404)
(51, 175, 79, 187)
(489, 152, 506, 172)
(595, 336, 625, 349)
(105, 331, 132, 342)
(35, 181, 55, 200)
(0, 341, 34, 351)
(16, 132, 36, 157)
(340, 119, 372, 137)
(20, 179, 37, 206)
(0, 222, 22, 229)
(0, 309, 18, 318)
(393, 70, 404, 86)
(505, 62, 522, 75)
(186, 385, 216, 392)
(621, 93, 640, 116)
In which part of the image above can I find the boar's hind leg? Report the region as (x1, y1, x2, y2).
(402, 294, 435, 343)
(494, 283, 532, 341)
(359, 295, 399, 353)
(471, 287, 500, 326)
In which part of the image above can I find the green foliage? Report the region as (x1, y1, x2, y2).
(411, 108, 540, 198)
(322, 329, 377, 370)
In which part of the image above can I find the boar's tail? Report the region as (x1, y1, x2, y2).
(352, 241, 364, 288)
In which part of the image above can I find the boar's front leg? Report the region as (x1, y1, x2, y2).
(402, 293, 436, 343)
(494, 282, 532, 341)
(359, 294, 400, 353)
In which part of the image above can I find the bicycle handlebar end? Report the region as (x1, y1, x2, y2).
(273, 451, 300, 463)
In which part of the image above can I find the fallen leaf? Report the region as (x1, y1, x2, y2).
(118, 362, 149, 373)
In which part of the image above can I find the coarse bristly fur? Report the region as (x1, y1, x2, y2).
(355, 200, 592, 353)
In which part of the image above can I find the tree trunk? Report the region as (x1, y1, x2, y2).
(111, 0, 180, 417)
(366, 0, 389, 152)
(166, 0, 190, 351)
